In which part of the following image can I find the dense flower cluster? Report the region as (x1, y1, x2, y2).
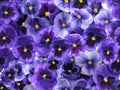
(0, 0, 120, 90)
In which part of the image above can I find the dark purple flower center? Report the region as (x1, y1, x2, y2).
(48, 60, 59, 70)
(5, 69, 15, 79)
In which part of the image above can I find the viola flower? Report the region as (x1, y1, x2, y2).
(75, 51, 102, 75)
(56, 78, 72, 90)
(61, 60, 80, 80)
(0, 81, 9, 90)
(83, 23, 106, 50)
(73, 79, 90, 90)
(93, 65, 116, 90)
(13, 35, 35, 63)
(0, 48, 14, 71)
(71, 8, 90, 26)
(0, 2, 18, 24)
(0, 25, 17, 48)
(21, 0, 41, 18)
(73, 0, 88, 9)
(65, 34, 84, 55)
(88, 0, 102, 16)
(35, 28, 55, 55)
(47, 56, 62, 71)
(54, 0, 73, 12)
(39, 3, 60, 25)
(114, 27, 120, 45)
(25, 17, 50, 36)
(107, 21, 120, 38)
(98, 38, 118, 64)
(52, 38, 70, 58)
(54, 12, 73, 33)
(94, 9, 113, 26)
(1, 67, 16, 85)
(32, 67, 57, 90)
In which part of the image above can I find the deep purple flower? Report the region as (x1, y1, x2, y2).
(35, 28, 55, 55)
(65, 34, 84, 55)
(38, 3, 60, 25)
(98, 38, 118, 64)
(1, 67, 15, 85)
(25, 17, 50, 36)
(13, 35, 35, 63)
(0, 2, 18, 24)
(84, 23, 106, 50)
(21, 0, 41, 17)
(62, 60, 80, 80)
(0, 25, 17, 48)
(93, 65, 116, 90)
(73, 0, 88, 9)
(52, 38, 70, 58)
(32, 67, 57, 90)
(114, 27, 120, 45)
(75, 51, 102, 75)
(0, 81, 9, 90)
(0, 48, 14, 71)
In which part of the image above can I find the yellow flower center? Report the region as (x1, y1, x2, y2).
(8, 74, 11, 77)
(103, 78, 108, 83)
(22, 22, 25, 26)
(73, 43, 77, 48)
(77, 14, 81, 18)
(88, 60, 92, 65)
(43, 57, 47, 61)
(17, 83, 21, 86)
(117, 59, 120, 63)
(106, 51, 110, 55)
(91, 37, 96, 41)
(2, 36, 6, 41)
(0, 86, 4, 90)
(94, 8, 98, 13)
(28, 6, 33, 11)
(34, 24, 39, 29)
(58, 47, 62, 52)
(52, 61, 56, 65)
(104, 19, 109, 24)
(45, 38, 50, 43)
(68, 70, 72, 73)
(42, 74, 47, 78)
(23, 48, 28, 53)
(4, 10, 8, 15)
(79, 0, 83, 3)
(64, 0, 69, 3)
(61, 22, 66, 27)
(45, 11, 50, 16)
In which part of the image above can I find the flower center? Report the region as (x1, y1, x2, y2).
(106, 50, 110, 55)
(61, 22, 66, 27)
(103, 78, 108, 83)
(68, 70, 72, 73)
(104, 19, 109, 24)
(88, 60, 92, 65)
(0, 86, 4, 90)
(42, 74, 47, 78)
(34, 24, 39, 29)
(79, 0, 83, 3)
(23, 48, 28, 53)
(17, 83, 21, 86)
(22, 22, 25, 26)
(91, 37, 96, 41)
(4, 10, 8, 15)
(117, 59, 120, 63)
(28, 6, 33, 11)
(71, 57, 75, 62)
(2, 36, 6, 41)
(58, 47, 62, 52)
(45, 38, 50, 43)
(73, 43, 77, 48)
(77, 14, 81, 18)
(45, 11, 50, 16)
(42, 57, 47, 61)
(8, 73, 12, 77)
(64, 0, 69, 3)
(94, 8, 98, 13)
(52, 61, 56, 65)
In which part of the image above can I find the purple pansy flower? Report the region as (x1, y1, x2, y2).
(0, 2, 19, 24)
(32, 66, 57, 90)
(13, 35, 35, 63)
(75, 51, 102, 75)
(0, 25, 17, 48)
(98, 38, 118, 64)
(65, 34, 84, 55)
(21, 0, 41, 18)
(93, 65, 116, 90)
